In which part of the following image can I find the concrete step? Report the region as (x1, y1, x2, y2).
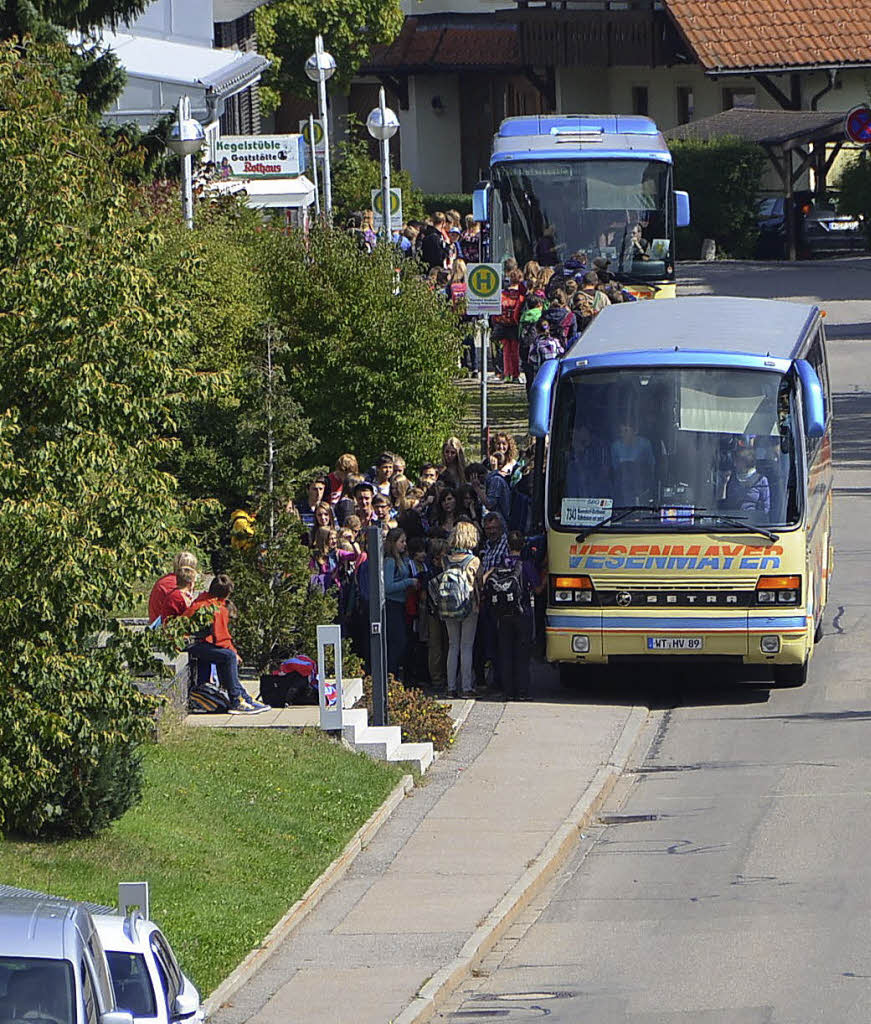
(354, 725, 402, 760)
(342, 677, 363, 708)
(388, 742, 434, 773)
(341, 708, 369, 744)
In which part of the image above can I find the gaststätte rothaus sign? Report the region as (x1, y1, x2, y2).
(214, 135, 306, 179)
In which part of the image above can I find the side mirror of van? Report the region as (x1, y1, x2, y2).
(795, 358, 825, 438)
(101, 1012, 134, 1024)
(675, 190, 691, 228)
(171, 984, 200, 1021)
(472, 181, 491, 224)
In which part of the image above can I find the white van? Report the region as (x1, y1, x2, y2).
(0, 897, 133, 1024)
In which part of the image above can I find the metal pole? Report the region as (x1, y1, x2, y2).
(480, 319, 489, 459)
(367, 525, 388, 726)
(180, 97, 194, 230)
(379, 86, 391, 243)
(315, 35, 332, 219)
(308, 113, 321, 217)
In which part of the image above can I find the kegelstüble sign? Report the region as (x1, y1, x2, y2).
(215, 135, 306, 179)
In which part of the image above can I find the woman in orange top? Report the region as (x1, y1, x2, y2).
(183, 574, 267, 714)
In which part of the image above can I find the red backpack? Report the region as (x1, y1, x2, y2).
(493, 286, 522, 326)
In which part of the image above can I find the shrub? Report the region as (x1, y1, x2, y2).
(835, 150, 871, 245)
(362, 676, 455, 751)
(0, 43, 197, 837)
(423, 193, 473, 218)
(670, 137, 767, 258)
(331, 131, 425, 226)
(258, 224, 462, 471)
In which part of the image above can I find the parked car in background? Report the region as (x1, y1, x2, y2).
(94, 912, 202, 1024)
(757, 192, 867, 258)
(0, 896, 133, 1024)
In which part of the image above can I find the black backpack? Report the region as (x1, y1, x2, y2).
(484, 562, 526, 618)
(188, 682, 231, 714)
(518, 320, 540, 362)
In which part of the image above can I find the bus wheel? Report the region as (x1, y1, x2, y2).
(773, 661, 808, 687)
(814, 618, 824, 644)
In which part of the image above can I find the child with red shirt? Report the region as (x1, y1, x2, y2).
(183, 574, 267, 714)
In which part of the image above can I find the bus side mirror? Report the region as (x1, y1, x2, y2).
(795, 358, 825, 438)
(675, 190, 690, 228)
(472, 182, 491, 224)
(529, 358, 560, 438)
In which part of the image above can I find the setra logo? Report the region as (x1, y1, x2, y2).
(616, 591, 632, 607)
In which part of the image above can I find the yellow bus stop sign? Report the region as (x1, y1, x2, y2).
(467, 263, 503, 315)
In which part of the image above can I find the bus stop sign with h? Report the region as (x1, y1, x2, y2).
(467, 263, 503, 459)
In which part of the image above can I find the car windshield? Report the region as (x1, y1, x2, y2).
(548, 367, 801, 531)
(106, 951, 157, 1016)
(491, 158, 672, 279)
(0, 957, 75, 1024)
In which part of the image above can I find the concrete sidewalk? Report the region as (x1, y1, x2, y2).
(208, 689, 647, 1024)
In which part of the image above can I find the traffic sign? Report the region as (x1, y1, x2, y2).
(371, 188, 402, 230)
(845, 105, 871, 145)
(299, 119, 325, 156)
(466, 263, 503, 315)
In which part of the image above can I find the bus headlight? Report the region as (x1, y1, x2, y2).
(760, 635, 781, 654)
(572, 635, 590, 653)
(756, 575, 801, 605)
(551, 575, 595, 606)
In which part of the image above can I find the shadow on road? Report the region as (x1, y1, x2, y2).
(530, 660, 772, 711)
(833, 391, 871, 466)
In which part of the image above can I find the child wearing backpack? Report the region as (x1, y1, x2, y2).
(483, 531, 540, 701)
(437, 521, 481, 697)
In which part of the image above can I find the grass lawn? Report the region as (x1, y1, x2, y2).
(0, 727, 404, 996)
(455, 376, 529, 457)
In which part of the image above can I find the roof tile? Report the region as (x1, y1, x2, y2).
(668, 0, 871, 70)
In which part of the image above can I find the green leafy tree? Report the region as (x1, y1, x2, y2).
(836, 150, 871, 245)
(332, 129, 425, 226)
(254, 0, 403, 111)
(0, 4, 153, 113)
(260, 224, 462, 471)
(0, 42, 206, 837)
(670, 137, 767, 258)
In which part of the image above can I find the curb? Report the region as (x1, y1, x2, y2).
(392, 703, 649, 1024)
(204, 772, 414, 1017)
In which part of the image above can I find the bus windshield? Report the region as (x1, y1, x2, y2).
(491, 158, 672, 280)
(548, 367, 801, 532)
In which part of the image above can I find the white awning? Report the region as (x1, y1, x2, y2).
(206, 176, 316, 209)
(97, 30, 269, 94)
(80, 29, 270, 127)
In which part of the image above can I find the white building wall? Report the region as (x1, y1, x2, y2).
(125, 0, 214, 47)
(402, 75, 463, 193)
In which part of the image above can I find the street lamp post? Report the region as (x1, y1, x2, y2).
(166, 96, 205, 230)
(305, 35, 336, 219)
(366, 87, 399, 242)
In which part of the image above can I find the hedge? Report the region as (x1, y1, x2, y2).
(670, 137, 767, 259)
(423, 193, 473, 218)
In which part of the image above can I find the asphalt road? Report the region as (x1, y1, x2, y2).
(437, 259, 871, 1023)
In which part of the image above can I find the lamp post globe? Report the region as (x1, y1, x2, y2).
(367, 87, 400, 243)
(305, 35, 336, 218)
(166, 117, 205, 158)
(166, 96, 205, 230)
(305, 49, 336, 83)
(366, 106, 399, 142)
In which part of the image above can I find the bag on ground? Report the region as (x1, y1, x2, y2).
(188, 682, 231, 714)
(432, 554, 476, 620)
(484, 563, 526, 618)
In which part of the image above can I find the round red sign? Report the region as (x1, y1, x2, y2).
(845, 105, 871, 144)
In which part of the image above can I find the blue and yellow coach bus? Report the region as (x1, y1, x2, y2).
(530, 296, 833, 686)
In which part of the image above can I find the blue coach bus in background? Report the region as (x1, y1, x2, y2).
(473, 114, 690, 299)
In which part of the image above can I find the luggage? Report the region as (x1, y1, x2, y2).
(188, 682, 231, 714)
(431, 554, 476, 620)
